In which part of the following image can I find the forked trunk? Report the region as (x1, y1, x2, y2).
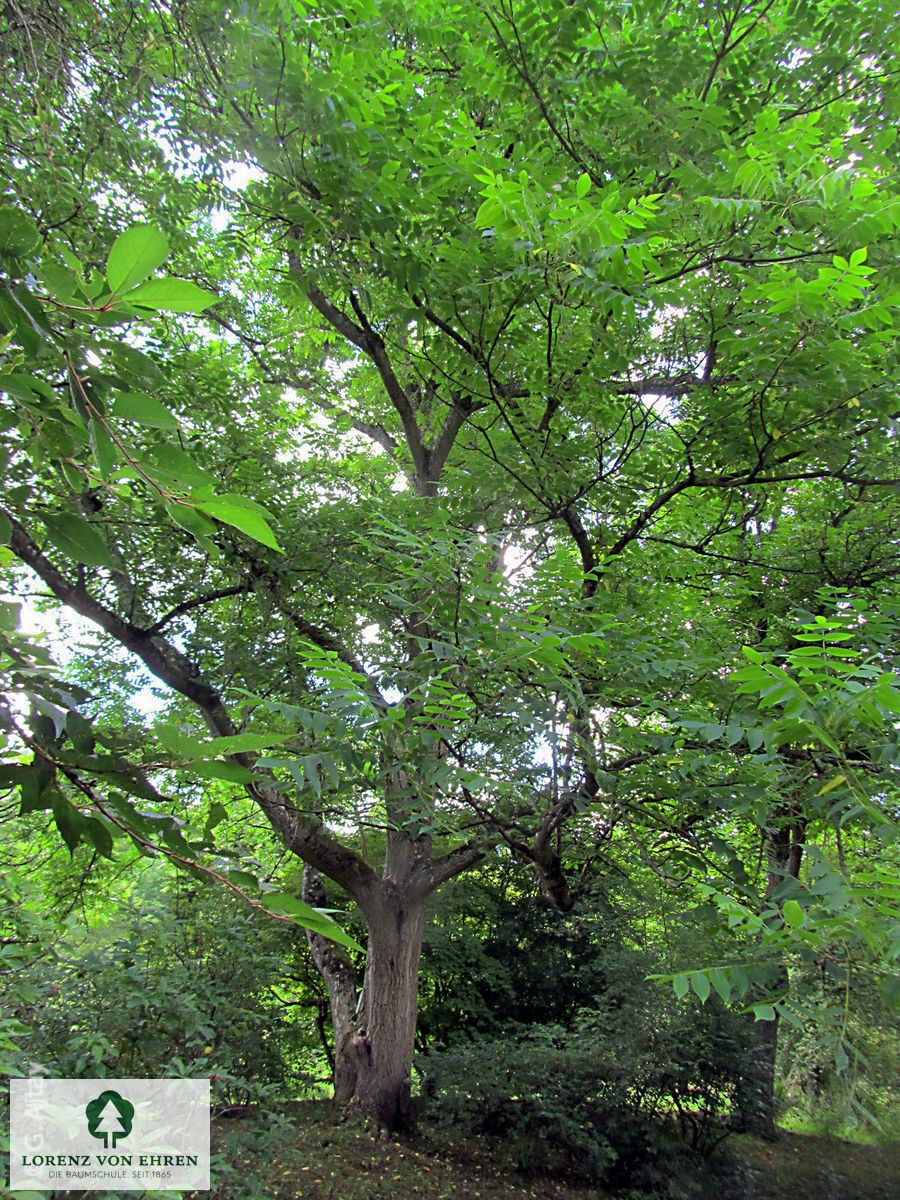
(739, 816, 805, 1139)
(302, 867, 359, 1102)
(349, 886, 427, 1131)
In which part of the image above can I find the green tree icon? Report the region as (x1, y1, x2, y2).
(85, 1090, 134, 1149)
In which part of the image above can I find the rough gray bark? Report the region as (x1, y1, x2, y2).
(738, 816, 805, 1140)
(351, 883, 428, 1130)
(302, 808, 441, 1129)
(302, 866, 360, 1103)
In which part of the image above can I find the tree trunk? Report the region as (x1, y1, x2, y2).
(302, 867, 360, 1102)
(739, 816, 805, 1139)
(738, 1001, 781, 1140)
(349, 884, 427, 1131)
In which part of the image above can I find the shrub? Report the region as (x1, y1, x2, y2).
(419, 995, 754, 1193)
(420, 1029, 681, 1190)
(8, 870, 323, 1110)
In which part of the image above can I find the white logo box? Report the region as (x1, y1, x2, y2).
(9, 1078, 210, 1191)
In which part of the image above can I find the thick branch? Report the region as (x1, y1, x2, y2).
(289, 383, 399, 459)
(425, 400, 470, 488)
(607, 475, 695, 557)
(416, 841, 486, 895)
(305, 283, 428, 486)
(302, 865, 359, 1101)
(146, 584, 252, 634)
(561, 507, 599, 598)
(4, 508, 378, 899)
(600, 375, 737, 396)
(204, 311, 399, 459)
(256, 574, 389, 713)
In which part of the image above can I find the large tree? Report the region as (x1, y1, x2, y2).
(2, 0, 900, 1130)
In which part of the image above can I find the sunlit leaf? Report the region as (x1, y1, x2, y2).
(111, 392, 179, 430)
(42, 512, 113, 569)
(106, 224, 169, 294)
(125, 278, 218, 313)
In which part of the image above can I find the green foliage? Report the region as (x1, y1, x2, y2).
(0, 868, 58, 1077)
(775, 923, 900, 1141)
(419, 871, 618, 1045)
(422, 1033, 625, 1184)
(5, 870, 323, 1110)
(0, 599, 358, 950)
(3, 0, 900, 1130)
(421, 921, 756, 1188)
(420, 987, 754, 1192)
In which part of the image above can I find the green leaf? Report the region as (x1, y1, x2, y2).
(18, 759, 56, 814)
(66, 711, 96, 754)
(227, 869, 260, 890)
(89, 415, 117, 476)
(782, 899, 805, 928)
(203, 731, 292, 755)
(0, 764, 29, 789)
(710, 968, 731, 1004)
(106, 225, 169, 295)
(145, 444, 215, 489)
(0, 205, 40, 258)
(0, 372, 52, 402)
(125, 278, 218, 313)
(42, 511, 113, 568)
(263, 893, 363, 952)
(673, 972, 689, 999)
(880, 974, 900, 1011)
(51, 791, 86, 855)
(691, 971, 711, 1003)
(158, 723, 291, 760)
(82, 816, 115, 858)
(746, 727, 765, 751)
(576, 172, 591, 199)
(0, 597, 20, 630)
(111, 392, 179, 430)
(192, 760, 256, 783)
(816, 774, 846, 796)
(195, 496, 283, 552)
(752, 1003, 777, 1021)
(157, 723, 205, 759)
(164, 499, 219, 541)
(111, 343, 165, 382)
(10, 282, 52, 335)
(204, 801, 229, 831)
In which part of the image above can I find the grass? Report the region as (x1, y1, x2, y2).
(201, 1102, 581, 1200)
(727, 1130, 900, 1200)
(38, 1101, 900, 1200)
(200, 1102, 900, 1200)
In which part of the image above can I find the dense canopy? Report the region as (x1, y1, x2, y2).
(2, 0, 900, 1132)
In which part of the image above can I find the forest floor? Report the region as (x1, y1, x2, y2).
(35, 1100, 899, 1200)
(189, 1101, 900, 1200)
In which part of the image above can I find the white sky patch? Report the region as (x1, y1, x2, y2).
(208, 161, 267, 233)
(223, 161, 265, 190)
(276, 392, 332, 463)
(13, 587, 96, 667)
(6, 577, 167, 722)
(502, 541, 535, 581)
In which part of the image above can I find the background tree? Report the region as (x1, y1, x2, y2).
(2, 0, 900, 1132)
